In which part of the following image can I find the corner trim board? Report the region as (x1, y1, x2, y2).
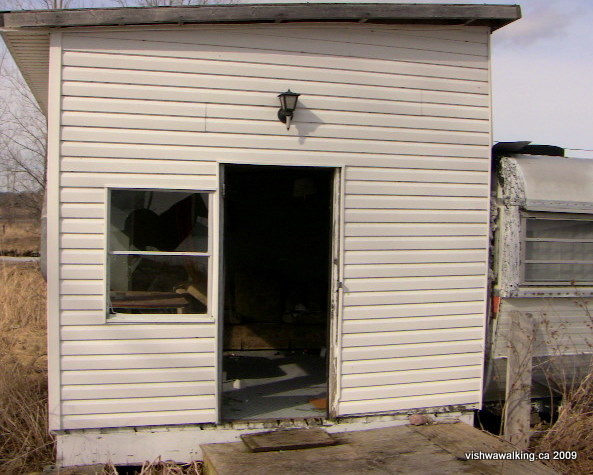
(47, 30, 63, 431)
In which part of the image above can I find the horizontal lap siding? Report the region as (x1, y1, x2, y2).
(59, 324, 217, 429)
(57, 23, 491, 427)
(331, 24, 489, 415)
(341, 168, 489, 414)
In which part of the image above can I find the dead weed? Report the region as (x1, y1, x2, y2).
(536, 367, 593, 474)
(0, 263, 52, 473)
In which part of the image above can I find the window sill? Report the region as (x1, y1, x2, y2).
(107, 314, 215, 324)
(508, 286, 593, 298)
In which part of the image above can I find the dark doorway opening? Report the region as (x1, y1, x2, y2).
(221, 164, 334, 421)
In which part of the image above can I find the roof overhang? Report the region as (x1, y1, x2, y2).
(0, 3, 521, 115)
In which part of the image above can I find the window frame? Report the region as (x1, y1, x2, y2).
(516, 211, 593, 297)
(106, 187, 215, 323)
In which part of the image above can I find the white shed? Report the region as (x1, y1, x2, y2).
(1, 3, 520, 466)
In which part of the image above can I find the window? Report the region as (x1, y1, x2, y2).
(108, 189, 210, 316)
(523, 215, 593, 285)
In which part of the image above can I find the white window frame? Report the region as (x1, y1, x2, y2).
(106, 187, 215, 323)
(517, 211, 593, 297)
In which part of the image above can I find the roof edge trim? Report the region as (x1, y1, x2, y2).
(0, 3, 521, 31)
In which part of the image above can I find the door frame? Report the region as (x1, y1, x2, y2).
(216, 163, 343, 423)
(327, 166, 343, 419)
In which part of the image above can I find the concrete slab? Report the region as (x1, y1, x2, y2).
(202, 422, 557, 475)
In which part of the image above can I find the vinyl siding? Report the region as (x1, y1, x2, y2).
(59, 323, 217, 429)
(56, 23, 491, 428)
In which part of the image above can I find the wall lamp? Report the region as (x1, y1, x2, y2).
(277, 89, 300, 130)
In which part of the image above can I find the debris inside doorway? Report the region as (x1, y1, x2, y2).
(222, 350, 327, 421)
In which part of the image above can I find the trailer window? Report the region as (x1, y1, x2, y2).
(108, 189, 210, 317)
(523, 216, 593, 284)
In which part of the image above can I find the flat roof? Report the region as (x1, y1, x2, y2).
(1, 3, 521, 31)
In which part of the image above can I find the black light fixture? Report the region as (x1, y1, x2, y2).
(277, 89, 300, 130)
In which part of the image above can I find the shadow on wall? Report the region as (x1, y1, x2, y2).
(292, 101, 322, 145)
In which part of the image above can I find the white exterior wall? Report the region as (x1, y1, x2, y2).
(52, 23, 492, 430)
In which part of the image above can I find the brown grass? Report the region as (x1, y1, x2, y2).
(104, 459, 203, 474)
(0, 219, 40, 256)
(0, 262, 52, 473)
(536, 367, 593, 474)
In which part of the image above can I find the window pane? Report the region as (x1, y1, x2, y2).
(526, 219, 593, 239)
(524, 218, 593, 283)
(525, 263, 593, 282)
(110, 190, 208, 252)
(525, 241, 593, 261)
(109, 255, 208, 314)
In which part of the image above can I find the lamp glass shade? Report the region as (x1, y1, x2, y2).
(278, 90, 300, 113)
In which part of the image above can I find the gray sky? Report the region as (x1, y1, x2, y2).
(3, 0, 592, 157)
(490, 0, 593, 157)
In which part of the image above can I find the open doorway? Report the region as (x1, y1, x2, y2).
(221, 164, 335, 421)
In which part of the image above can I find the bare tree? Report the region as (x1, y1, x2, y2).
(0, 1, 89, 215)
(0, 51, 46, 215)
(3, 0, 79, 9)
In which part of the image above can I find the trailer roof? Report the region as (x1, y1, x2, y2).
(503, 155, 593, 214)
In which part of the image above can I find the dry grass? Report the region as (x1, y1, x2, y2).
(0, 263, 46, 330)
(0, 219, 40, 256)
(0, 262, 52, 473)
(104, 459, 203, 474)
(536, 367, 593, 474)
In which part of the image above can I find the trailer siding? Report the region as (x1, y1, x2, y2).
(492, 298, 593, 358)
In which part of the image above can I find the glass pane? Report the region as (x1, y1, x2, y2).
(109, 255, 208, 314)
(525, 241, 593, 261)
(526, 218, 593, 239)
(110, 190, 208, 252)
(525, 263, 593, 282)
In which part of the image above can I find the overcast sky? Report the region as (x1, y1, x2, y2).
(489, 0, 593, 157)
